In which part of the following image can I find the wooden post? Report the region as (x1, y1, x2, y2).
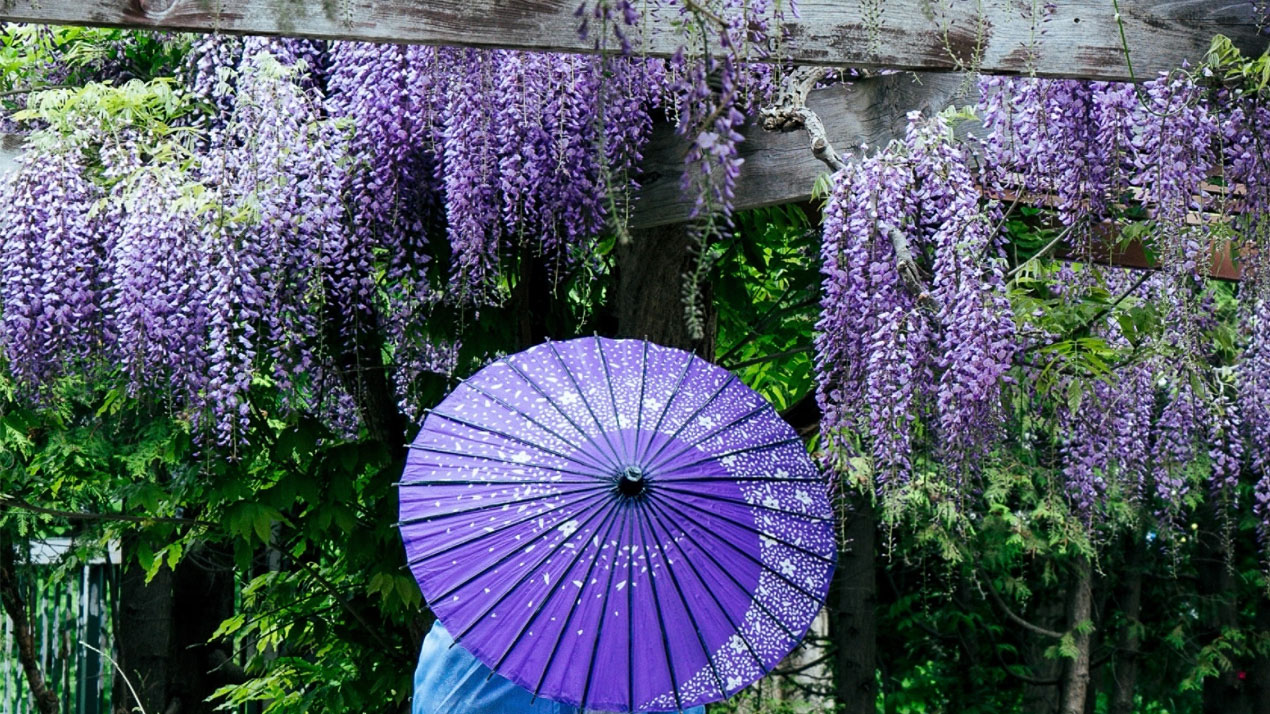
(615, 224, 716, 359)
(829, 496, 877, 714)
(115, 530, 173, 714)
(1060, 557, 1094, 714)
(1111, 535, 1143, 714)
(0, 1, 1259, 82)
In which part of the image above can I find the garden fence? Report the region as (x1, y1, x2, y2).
(1, 538, 114, 714)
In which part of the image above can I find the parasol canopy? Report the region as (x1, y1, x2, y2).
(399, 337, 835, 712)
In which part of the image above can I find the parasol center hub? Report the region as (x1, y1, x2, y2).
(617, 465, 648, 497)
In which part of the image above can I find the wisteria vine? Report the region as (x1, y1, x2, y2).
(816, 63, 1270, 545)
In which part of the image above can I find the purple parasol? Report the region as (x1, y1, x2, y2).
(399, 337, 835, 712)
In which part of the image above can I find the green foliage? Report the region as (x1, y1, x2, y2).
(1206, 34, 1270, 92)
(715, 204, 819, 410)
(0, 24, 188, 98)
(0, 354, 430, 711)
(15, 77, 198, 148)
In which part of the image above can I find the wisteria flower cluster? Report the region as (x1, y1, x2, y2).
(821, 69, 1270, 537)
(0, 38, 664, 443)
(815, 113, 1016, 491)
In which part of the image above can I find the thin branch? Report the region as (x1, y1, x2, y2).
(1021, 269, 1152, 355)
(680, 0, 728, 28)
(777, 674, 833, 699)
(1077, 270, 1153, 338)
(0, 84, 74, 99)
(984, 579, 1066, 640)
(882, 568, 958, 641)
(774, 652, 834, 675)
(298, 559, 400, 657)
(82, 642, 148, 714)
(0, 494, 216, 527)
(717, 294, 819, 365)
(1006, 221, 1079, 282)
(724, 344, 812, 371)
(996, 661, 1061, 687)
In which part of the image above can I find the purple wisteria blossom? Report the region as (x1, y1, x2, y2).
(816, 113, 1014, 491)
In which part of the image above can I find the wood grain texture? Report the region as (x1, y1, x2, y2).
(1079, 224, 1242, 280)
(631, 72, 970, 228)
(0, 1, 1261, 81)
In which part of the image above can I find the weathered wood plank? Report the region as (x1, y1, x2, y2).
(631, 72, 970, 228)
(0, 1, 1261, 81)
(632, 72, 1245, 281)
(1079, 225, 1242, 280)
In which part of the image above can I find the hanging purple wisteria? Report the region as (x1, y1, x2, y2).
(814, 113, 1016, 491)
(813, 67, 1270, 545)
(0, 38, 672, 443)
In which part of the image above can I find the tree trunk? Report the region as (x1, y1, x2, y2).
(1022, 586, 1065, 714)
(510, 243, 556, 351)
(115, 532, 173, 714)
(1059, 557, 1093, 714)
(0, 535, 60, 714)
(616, 224, 716, 359)
(1111, 536, 1143, 714)
(829, 494, 877, 714)
(324, 302, 409, 459)
(1198, 517, 1250, 714)
(1252, 600, 1270, 714)
(169, 542, 238, 714)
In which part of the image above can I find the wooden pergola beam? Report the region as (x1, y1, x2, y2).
(1078, 224, 1243, 281)
(0, 1, 1262, 82)
(0, 3, 1256, 279)
(633, 70, 1244, 280)
(631, 72, 970, 228)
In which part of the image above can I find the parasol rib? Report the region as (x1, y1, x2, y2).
(526, 501, 625, 703)
(642, 402, 770, 475)
(403, 489, 602, 565)
(630, 341, 651, 467)
(426, 409, 609, 476)
(594, 336, 630, 462)
(429, 493, 616, 605)
(634, 505, 729, 701)
(638, 373, 740, 471)
(453, 379, 617, 473)
(649, 482, 829, 522)
(398, 476, 596, 488)
(406, 441, 606, 482)
(633, 504, 686, 712)
(625, 506, 638, 713)
(644, 350, 698, 438)
(398, 483, 598, 524)
(668, 436, 807, 473)
(642, 497, 803, 642)
(461, 499, 624, 672)
(573, 501, 631, 711)
(545, 340, 626, 467)
(498, 355, 624, 471)
(664, 495, 835, 565)
(640, 498, 769, 679)
(451, 500, 622, 647)
(655, 473, 824, 484)
(649, 496, 828, 602)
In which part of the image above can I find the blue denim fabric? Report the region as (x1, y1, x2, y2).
(412, 621, 706, 714)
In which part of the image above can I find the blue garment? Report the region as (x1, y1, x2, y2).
(412, 621, 706, 714)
